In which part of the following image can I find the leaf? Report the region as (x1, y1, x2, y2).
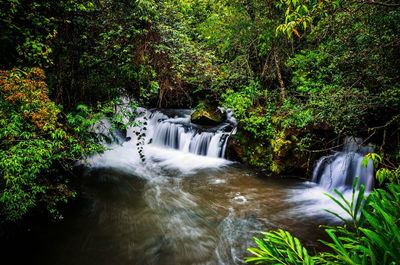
(293, 28, 301, 38)
(362, 153, 381, 168)
(245, 229, 315, 264)
(359, 228, 387, 251)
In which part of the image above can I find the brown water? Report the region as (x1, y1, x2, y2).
(2, 110, 342, 265)
(7, 161, 334, 265)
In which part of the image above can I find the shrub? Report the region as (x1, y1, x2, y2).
(0, 68, 101, 222)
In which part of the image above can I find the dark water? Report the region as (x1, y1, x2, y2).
(2, 109, 339, 265)
(4, 161, 336, 265)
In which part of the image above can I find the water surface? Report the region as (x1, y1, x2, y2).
(3, 110, 340, 265)
(24, 149, 334, 265)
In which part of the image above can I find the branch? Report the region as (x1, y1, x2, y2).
(356, 0, 400, 7)
(369, 114, 400, 131)
(303, 142, 345, 153)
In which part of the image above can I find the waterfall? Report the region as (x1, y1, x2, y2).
(311, 137, 374, 192)
(128, 109, 235, 159)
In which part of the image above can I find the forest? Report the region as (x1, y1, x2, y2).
(0, 0, 399, 264)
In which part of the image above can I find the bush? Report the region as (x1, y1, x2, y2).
(0, 68, 101, 222)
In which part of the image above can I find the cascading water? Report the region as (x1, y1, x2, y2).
(311, 137, 374, 192)
(129, 108, 236, 159)
(285, 137, 375, 220)
(11, 107, 349, 265)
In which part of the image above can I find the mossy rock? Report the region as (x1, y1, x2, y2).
(191, 105, 225, 126)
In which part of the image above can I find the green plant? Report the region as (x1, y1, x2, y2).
(323, 178, 365, 228)
(361, 183, 400, 262)
(376, 167, 400, 185)
(276, 0, 339, 39)
(246, 229, 315, 265)
(246, 173, 400, 264)
(0, 68, 102, 222)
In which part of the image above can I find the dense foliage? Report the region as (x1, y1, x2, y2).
(212, 0, 400, 172)
(0, 68, 102, 221)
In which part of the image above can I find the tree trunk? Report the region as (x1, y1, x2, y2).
(273, 48, 285, 103)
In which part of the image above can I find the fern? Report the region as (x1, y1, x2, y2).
(246, 179, 400, 265)
(246, 229, 314, 265)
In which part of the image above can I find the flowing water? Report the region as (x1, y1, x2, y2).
(5, 110, 367, 265)
(311, 137, 374, 192)
(23, 165, 333, 265)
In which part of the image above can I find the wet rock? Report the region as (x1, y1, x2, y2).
(225, 136, 244, 162)
(191, 104, 225, 126)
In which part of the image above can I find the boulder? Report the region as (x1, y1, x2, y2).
(225, 136, 244, 162)
(191, 105, 225, 126)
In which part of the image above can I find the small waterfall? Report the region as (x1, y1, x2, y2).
(312, 137, 374, 192)
(130, 109, 235, 159)
(152, 122, 184, 149)
(189, 132, 213, 156)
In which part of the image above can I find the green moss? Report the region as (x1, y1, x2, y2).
(191, 103, 225, 125)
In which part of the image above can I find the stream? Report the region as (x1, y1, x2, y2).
(26, 163, 332, 265)
(4, 109, 369, 265)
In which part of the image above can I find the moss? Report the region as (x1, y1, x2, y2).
(191, 103, 225, 125)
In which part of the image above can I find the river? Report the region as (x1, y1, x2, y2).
(3, 109, 347, 265)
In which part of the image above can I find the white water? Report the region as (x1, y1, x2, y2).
(146, 109, 234, 158)
(287, 137, 375, 220)
(88, 109, 235, 176)
(88, 112, 376, 222)
(18, 109, 379, 265)
(312, 137, 374, 192)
